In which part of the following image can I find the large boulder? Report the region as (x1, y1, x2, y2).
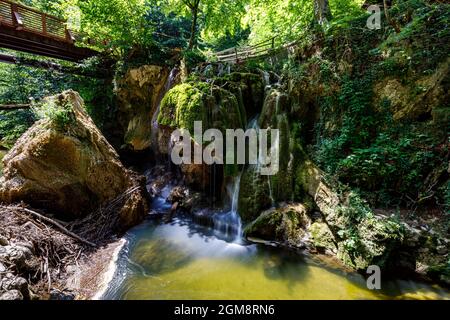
(0, 90, 148, 229)
(244, 204, 311, 248)
(115, 65, 170, 151)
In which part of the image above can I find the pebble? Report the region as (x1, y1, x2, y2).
(0, 235, 8, 246)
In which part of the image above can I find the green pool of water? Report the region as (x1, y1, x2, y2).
(102, 218, 449, 300)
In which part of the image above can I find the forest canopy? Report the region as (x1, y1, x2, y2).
(17, 0, 367, 53)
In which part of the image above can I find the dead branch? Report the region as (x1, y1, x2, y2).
(8, 205, 97, 247)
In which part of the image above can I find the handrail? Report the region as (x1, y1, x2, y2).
(0, 0, 74, 43)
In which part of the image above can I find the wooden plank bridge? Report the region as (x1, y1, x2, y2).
(214, 37, 277, 64)
(213, 36, 299, 64)
(0, 0, 96, 62)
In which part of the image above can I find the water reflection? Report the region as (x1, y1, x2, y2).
(102, 216, 450, 300)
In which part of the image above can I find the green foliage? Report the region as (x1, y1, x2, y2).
(182, 50, 206, 69)
(0, 52, 115, 146)
(0, 110, 35, 149)
(32, 99, 75, 130)
(305, 1, 450, 208)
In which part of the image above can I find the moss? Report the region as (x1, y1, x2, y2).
(214, 72, 265, 119)
(158, 83, 206, 134)
(158, 82, 244, 135)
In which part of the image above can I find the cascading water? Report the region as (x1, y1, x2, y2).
(212, 174, 243, 242)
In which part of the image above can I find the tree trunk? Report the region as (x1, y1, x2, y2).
(314, 0, 332, 26)
(188, 5, 199, 50)
(383, 0, 401, 33)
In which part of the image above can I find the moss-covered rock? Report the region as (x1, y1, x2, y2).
(158, 82, 244, 134)
(158, 83, 206, 134)
(259, 90, 290, 129)
(214, 72, 265, 120)
(238, 166, 271, 222)
(244, 204, 311, 247)
(157, 82, 244, 191)
(293, 147, 404, 270)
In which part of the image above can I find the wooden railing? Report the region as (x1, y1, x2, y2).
(0, 0, 75, 43)
(214, 37, 277, 64)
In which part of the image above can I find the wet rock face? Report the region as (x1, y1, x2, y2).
(215, 72, 265, 120)
(238, 167, 271, 222)
(0, 90, 148, 226)
(115, 65, 170, 151)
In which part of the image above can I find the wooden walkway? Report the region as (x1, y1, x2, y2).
(0, 0, 96, 61)
(213, 36, 301, 64)
(214, 37, 277, 64)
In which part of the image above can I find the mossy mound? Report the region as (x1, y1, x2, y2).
(158, 82, 244, 134)
(213, 72, 265, 120)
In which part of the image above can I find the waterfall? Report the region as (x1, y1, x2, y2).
(229, 173, 242, 238)
(212, 173, 243, 242)
(262, 71, 270, 87)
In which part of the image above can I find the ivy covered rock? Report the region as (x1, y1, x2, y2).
(0, 91, 148, 229)
(294, 147, 404, 270)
